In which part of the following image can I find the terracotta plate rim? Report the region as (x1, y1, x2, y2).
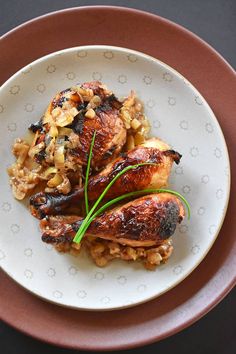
(0, 274, 234, 351)
(1, 5, 235, 75)
(0, 6, 235, 351)
(0, 44, 231, 311)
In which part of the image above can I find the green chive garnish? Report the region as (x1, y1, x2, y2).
(73, 135, 190, 244)
(84, 130, 96, 215)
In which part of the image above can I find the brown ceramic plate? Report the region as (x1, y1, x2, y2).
(0, 6, 235, 351)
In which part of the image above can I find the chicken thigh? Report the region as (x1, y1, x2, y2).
(29, 81, 127, 169)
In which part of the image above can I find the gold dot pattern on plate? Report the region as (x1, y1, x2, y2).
(179, 224, 188, 233)
(146, 99, 155, 108)
(24, 269, 33, 279)
(209, 224, 217, 235)
(194, 95, 203, 105)
(224, 166, 230, 177)
(197, 207, 205, 216)
(1, 202, 11, 212)
(163, 72, 173, 82)
(10, 224, 20, 234)
(173, 265, 183, 275)
(100, 296, 111, 304)
(191, 245, 200, 255)
(201, 174, 210, 184)
(36, 83, 46, 93)
(68, 266, 78, 275)
(24, 248, 33, 257)
(53, 290, 63, 298)
(103, 51, 114, 59)
(175, 166, 183, 175)
(92, 72, 102, 81)
(47, 65, 56, 73)
(77, 50, 87, 58)
(118, 74, 127, 84)
(47, 268, 56, 277)
(179, 120, 188, 130)
(127, 54, 137, 62)
(214, 148, 222, 158)
(190, 146, 199, 157)
(77, 290, 87, 299)
(7, 123, 17, 132)
(143, 75, 152, 85)
(117, 276, 127, 285)
(24, 103, 34, 112)
(66, 72, 76, 80)
(9, 85, 20, 95)
(168, 96, 176, 105)
(94, 272, 104, 280)
(205, 122, 214, 133)
(216, 189, 223, 199)
(182, 185, 191, 194)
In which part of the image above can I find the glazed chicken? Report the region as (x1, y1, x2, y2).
(40, 193, 185, 247)
(29, 81, 127, 169)
(30, 138, 181, 218)
(8, 81, 129, 200)
(7, 78, 186, 269)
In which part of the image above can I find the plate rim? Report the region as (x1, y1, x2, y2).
(0, 5, 235, 350)
(1, 4, 235, 76)
(0, 44, 231, 311)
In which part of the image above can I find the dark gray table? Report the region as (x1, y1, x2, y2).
(0, 1, 235, 353)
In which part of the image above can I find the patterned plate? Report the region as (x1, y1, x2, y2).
(0, 46, 230, 310)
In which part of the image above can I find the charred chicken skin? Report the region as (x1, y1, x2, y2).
(8, 79, 185, 269)
(40, 193, 185, 247)
(30, 138, 181, 218)
(30, 81, 127, 169)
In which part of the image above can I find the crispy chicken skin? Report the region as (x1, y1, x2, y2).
(30, 138, 181, 218)
(35, 81, 127, 169)
(40, 193, 185, 247)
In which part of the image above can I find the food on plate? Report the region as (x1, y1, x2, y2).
(7, 81, 188, 269)
(8, 81, 149, 200)
(30, 137, 181, 218)
(41, 193, 184, 245)
(40, 193, 184, 269)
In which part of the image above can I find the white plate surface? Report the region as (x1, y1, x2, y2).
(0, 46, 230, 310)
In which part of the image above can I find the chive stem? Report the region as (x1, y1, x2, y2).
(84, 130, 96, 215)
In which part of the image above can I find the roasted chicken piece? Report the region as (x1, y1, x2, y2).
(30, 138, 181, 218)
(40, 193, 185, 247)
(29, 81, 127, 169)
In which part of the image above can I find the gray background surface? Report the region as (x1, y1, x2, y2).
(1, 0, 236, 68)
(0, 1, 235, 353)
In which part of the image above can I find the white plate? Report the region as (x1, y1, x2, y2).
(0, 45, 230, 310)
